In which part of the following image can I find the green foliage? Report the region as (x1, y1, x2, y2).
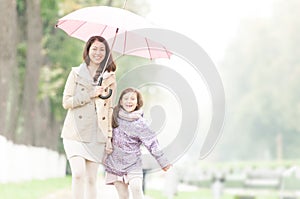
(17, 42, 26, 92)
(16, 0, 25, 16)
(219, 0, 300, 160)
(39, 0, 84, 121)
(41, 0, 58, 30)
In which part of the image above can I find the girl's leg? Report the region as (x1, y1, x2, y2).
(114, 181, 129, 199)
(85, 160, 99, 199)
(69, 156, 86, 199)
(129, 177, 144, 199)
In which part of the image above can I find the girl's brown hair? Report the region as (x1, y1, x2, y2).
(112, 88, 144, 128)
(83, 36, 117, 82)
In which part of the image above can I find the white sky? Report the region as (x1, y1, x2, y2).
(146, 0, 273, 63)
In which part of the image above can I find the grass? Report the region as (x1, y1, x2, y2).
(0, 176, 71, 199)
(1, 173, 297, 199)
(146, 188, 286, 199)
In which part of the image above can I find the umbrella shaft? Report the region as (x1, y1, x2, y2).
(99, 27, 119, 80)
(98, 76, 103, 86)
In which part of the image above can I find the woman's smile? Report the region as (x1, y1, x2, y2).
(89, 41, 106, 65)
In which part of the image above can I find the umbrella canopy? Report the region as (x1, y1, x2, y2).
(56, 6, 172, 59)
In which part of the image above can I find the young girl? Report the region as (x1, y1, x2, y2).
(104, 87, 171, 199)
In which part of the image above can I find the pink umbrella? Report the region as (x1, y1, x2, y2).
(55, 6, 172, 60)
(56, 6, 172, 99)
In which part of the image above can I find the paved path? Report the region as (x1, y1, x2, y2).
(41, 176, 153, 199)
(40, 169, 181, 199)
(41, 176, 118, 199)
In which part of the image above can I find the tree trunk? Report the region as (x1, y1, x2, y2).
(0, 0, 18, 140)
(35, 97, 52, 147)
(19, 0, 43, 145)
(107, 0, 113, 6)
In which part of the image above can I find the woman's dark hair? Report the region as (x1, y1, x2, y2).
(83, 36, 117, 82)
(112, 88, 144, 128)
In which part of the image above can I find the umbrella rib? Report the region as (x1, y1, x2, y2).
(55, 20, 66, 27)
(99, 25, 108, 36)
(69, 21, 87, 36)
(145, 38, 152, 60)
(163, 46, 171, 59)
(123, 31, 127, 55)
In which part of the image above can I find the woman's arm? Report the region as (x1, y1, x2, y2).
(62, 69, 93, 109)
(104, 74, 116, 154)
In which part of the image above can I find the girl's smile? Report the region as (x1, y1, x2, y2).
(120, 92, 138, 112)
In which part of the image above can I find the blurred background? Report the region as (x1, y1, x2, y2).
(1, 0, 300, 198)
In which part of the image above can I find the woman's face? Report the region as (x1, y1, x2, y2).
(88, 40, 106, 66)
(120, 92, 138, 112)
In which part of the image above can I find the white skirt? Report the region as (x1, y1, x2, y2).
(63, 139, 105, 163)
(105, 171, 143, 185)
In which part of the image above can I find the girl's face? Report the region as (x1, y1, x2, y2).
(88, 40, 106, 66)
(120, 92, 138, 112)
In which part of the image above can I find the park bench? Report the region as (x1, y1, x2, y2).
(243, 168, 281, 189)
(229, 167, 300, 199)
(279, 166, 300, 199)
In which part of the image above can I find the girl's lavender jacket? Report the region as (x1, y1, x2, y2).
(104, 117, 169, 176)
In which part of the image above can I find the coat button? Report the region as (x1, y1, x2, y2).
(104, 103, 106, 106)
(81, 88, 85, 91)
(102, 117, 105, 120)
(79, 115, 82, 119)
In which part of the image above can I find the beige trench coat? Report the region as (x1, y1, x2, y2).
(61, 63, 116, 143)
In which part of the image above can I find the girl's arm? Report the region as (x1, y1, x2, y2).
(139, 120, 170, 169)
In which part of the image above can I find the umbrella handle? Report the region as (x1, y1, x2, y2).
(99, 89, 112, 99)
(98, 76, 112, 99)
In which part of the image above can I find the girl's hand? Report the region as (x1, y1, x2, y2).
(105, 137, 113, 154)
(162, 164, 172, 171)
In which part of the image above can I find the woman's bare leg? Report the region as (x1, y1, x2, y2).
(69, 156, 86, 199)
(85, 160, 99, 199)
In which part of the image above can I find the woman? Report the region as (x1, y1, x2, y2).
(61, 36, 116, 199)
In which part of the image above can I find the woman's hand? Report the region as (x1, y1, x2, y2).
(90, 86, 104, 98)
(105, 137, 113, 154)
(162, 164, 172, 171)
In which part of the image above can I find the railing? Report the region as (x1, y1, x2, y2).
(181, 164, 300, 199)
(0, 135, 66, 183)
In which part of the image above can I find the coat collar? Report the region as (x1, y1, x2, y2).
(73, 63, 93, 82)
(73, 62, 115, 83)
